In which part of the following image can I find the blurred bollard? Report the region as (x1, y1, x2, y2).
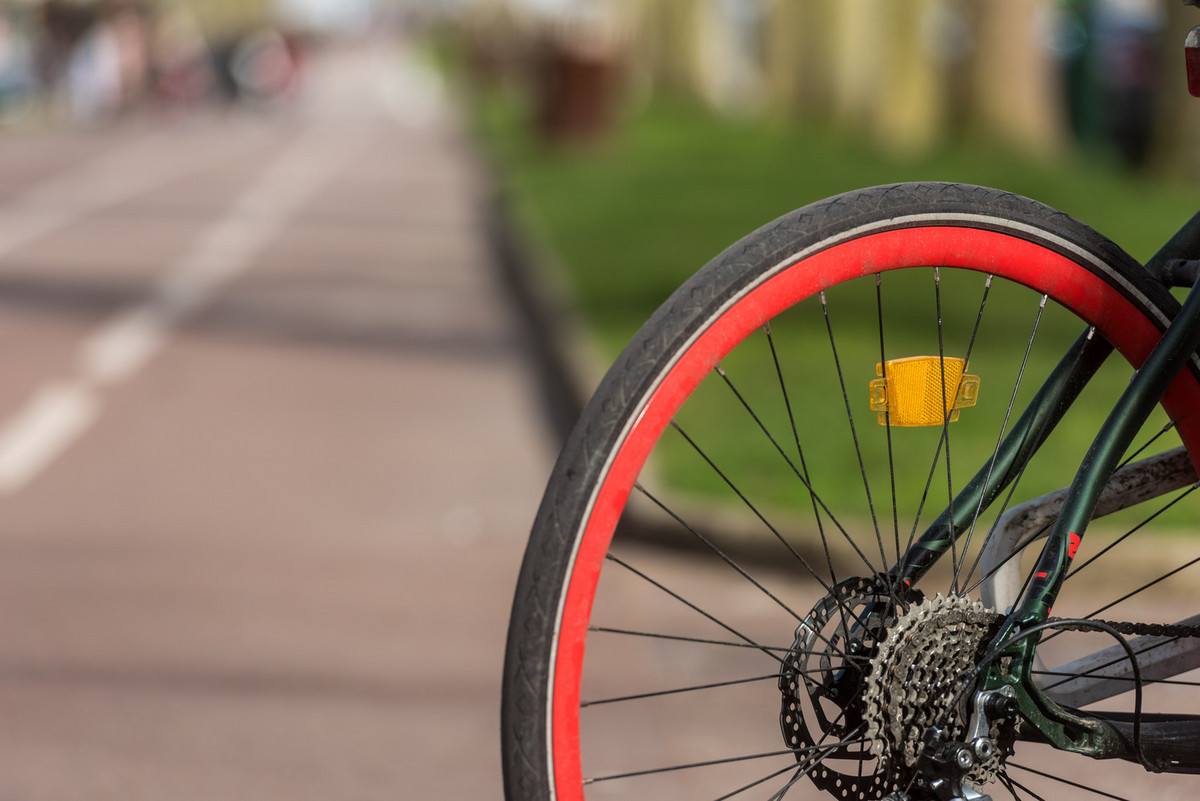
(532, 20, 621, 144)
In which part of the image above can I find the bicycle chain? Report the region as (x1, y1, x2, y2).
(1046, 616, 1200, 639)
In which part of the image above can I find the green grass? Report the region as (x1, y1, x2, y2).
(478, 91, 1200, 533)
(482, 95, 1199, 352)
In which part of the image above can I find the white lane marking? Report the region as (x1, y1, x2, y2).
(0, 382, 100, 494)
(0, 127, 370, 495)
(79, 306, 172, 386)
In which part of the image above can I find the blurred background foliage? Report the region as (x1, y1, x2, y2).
(447, 0, 1200, 353)
(457, 0, 1200, 169)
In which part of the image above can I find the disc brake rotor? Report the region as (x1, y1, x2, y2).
(779, 576, 920, 800)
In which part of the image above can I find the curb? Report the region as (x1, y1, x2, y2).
(482, 165, 605, 448)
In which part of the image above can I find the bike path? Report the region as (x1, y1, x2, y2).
(0, 40, 554, 799)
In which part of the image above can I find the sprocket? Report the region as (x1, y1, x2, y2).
(863, 594, 1009, 787)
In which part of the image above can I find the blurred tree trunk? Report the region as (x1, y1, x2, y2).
(873, 0, 947, 155)
(965, 0, 1066, 157)
(828, 0, 881, 130)
(638, 0, 700, 100)
(763, 0, 836, 120)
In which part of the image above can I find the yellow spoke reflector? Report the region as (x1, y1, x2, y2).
(869, 356, 980, 427)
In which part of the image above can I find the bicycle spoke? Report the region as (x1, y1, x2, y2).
(903, 426, 949, 567)
(582, 673, 781, 707)
(875, 273, 901, 568)
(1001, 771, 1049, 801)
(931, 267, 967, 596)
(706, 367, 881, 579)
(634, 481, 807, 622)
(669, 420, 851, 587)
(631, 481, 875, 673)
(706, 357, 910, 629)
(899, 285, 1013, 582)
(666, 417, 893, 638)
(962, 516, 1052, 599)
(712, 760, 812, 801)
(954, 284, 1044, 591)
(935, 272, 992, 589)
(944, 288, 1048, 595)
(1006, 761, 1134, 801)
(820, 290, 887, 570)
(1036, 669, 1200, 691)
(589, 626, 792, 653)
(1080, 553, 1200, 623)
(1119, 420, 1178, 468)
(764, 321, 839, 586)
(962, 371, 1094, 598)
(766, 725, 870, 801)
(764, 317, 863, 644)
(591, 695, 869, 789)
(581, 699, 870, 792)
(604, 553, 797, 664)
(811, 284, 917, 621)
(1066, 483, 1199, 580)
(583, 747, 800, 785)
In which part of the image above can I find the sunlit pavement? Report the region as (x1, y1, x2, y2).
(0, 38, 554, 799)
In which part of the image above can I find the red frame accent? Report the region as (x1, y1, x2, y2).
(548, 227, 1200, 800)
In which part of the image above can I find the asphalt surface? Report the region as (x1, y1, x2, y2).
(0, 40, 555, 799)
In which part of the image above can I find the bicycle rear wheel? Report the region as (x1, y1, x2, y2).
(502, 183, 1200, 801)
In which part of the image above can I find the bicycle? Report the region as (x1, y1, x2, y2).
(502, 11, 1200, 801)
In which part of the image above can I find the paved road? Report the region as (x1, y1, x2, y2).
(0, 40, 554, 799)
